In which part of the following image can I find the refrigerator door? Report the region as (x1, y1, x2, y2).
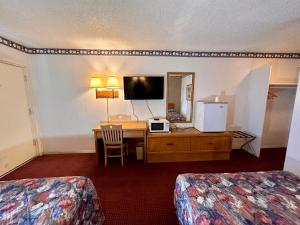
(203, 103, 228, 132)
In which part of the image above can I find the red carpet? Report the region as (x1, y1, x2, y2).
(2, 148, 286, 225)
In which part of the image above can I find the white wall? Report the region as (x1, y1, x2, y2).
(28, 55, 300, 153)
(284, 75, 300, 175)
(270, 59, 299, 84)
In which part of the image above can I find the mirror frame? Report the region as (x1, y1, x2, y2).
(166, 72, 195, 123)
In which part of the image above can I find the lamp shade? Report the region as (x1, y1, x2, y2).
(89, 77, 104, 88)
(106, 76, 120, 89)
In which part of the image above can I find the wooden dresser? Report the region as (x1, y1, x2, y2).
(147, 128, 232, 163)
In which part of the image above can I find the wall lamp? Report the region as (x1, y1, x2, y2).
(89, 76, 120, 98)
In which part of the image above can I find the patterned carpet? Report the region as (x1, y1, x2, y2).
(2, 148, 286, 225)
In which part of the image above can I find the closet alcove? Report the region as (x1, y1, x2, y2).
(262, 82, 298, 148)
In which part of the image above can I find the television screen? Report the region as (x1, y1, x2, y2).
(123, 76, 164, 100)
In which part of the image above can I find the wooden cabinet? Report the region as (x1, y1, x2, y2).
(147, 128, 232, 163)
(148, 137, 190, 152)
(191, 136, 230, 152)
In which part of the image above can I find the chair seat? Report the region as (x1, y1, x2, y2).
(105, 143, 126, 149)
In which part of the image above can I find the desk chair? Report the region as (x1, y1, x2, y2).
(101, 125, 128, 166)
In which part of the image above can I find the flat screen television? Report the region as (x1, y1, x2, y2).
(123, 76, 164, 100)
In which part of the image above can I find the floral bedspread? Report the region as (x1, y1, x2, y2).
(0, 176, 104, 225)
(174, 171, 300, 225)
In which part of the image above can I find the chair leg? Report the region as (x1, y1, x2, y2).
(121, 147, 124, 167)
(126, 142, 129, 156)
(104, 146, 108, 167)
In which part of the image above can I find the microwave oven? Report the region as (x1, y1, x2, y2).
(148, 119, 170, 132)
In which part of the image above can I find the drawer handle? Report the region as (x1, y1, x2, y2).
(167, 143, 174, 146)
(208, 142, 214, 145)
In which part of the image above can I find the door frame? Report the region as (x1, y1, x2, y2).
(0, 59, 42, 156)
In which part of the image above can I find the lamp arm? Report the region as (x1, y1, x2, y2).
(107, 98, 109, 122)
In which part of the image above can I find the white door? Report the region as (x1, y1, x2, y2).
(247, 67, 271, 157)
(204, 103, 228, 132)
(233, 66, 271, 157)
(0, 61, 37, 176)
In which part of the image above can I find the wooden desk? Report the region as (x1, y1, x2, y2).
(93, 121, 148, 164)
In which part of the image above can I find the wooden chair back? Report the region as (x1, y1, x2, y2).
(101, 125, 123, 145)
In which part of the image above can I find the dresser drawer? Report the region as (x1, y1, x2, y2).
(148, 137, 190, 152)
(191, 136, 230, 151)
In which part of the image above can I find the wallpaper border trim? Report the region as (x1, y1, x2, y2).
(1, 36, 300, 59)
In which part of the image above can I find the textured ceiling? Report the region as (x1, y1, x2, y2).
(0, 0, 300, 52)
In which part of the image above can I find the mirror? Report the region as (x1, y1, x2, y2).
(166, 72, 195, 123)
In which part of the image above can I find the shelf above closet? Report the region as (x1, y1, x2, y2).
(269, 83, 298, 88)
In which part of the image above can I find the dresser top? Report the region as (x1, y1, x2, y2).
(147, 127, 231, 137)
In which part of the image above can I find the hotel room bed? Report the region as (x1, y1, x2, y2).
(0, 176, 104, 225)
(174, 171, 300, 225)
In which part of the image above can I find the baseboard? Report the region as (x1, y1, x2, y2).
(0, 141, 37, 176)
(284, 157, 300, 176)
(261, 145, 287, 149)
(43, 149, 95, 154)
(40, 135, 95, 155)
(0, 156, 36, 179)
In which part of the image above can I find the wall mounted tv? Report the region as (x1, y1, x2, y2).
(123, 76, 164, 100)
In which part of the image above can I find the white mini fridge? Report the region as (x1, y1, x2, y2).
(194, 101, 228, 132)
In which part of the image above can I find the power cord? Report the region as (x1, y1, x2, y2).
(146, 99, 155, 119)
(106, 98, 109, 122)
(130, 100, 139, 121)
